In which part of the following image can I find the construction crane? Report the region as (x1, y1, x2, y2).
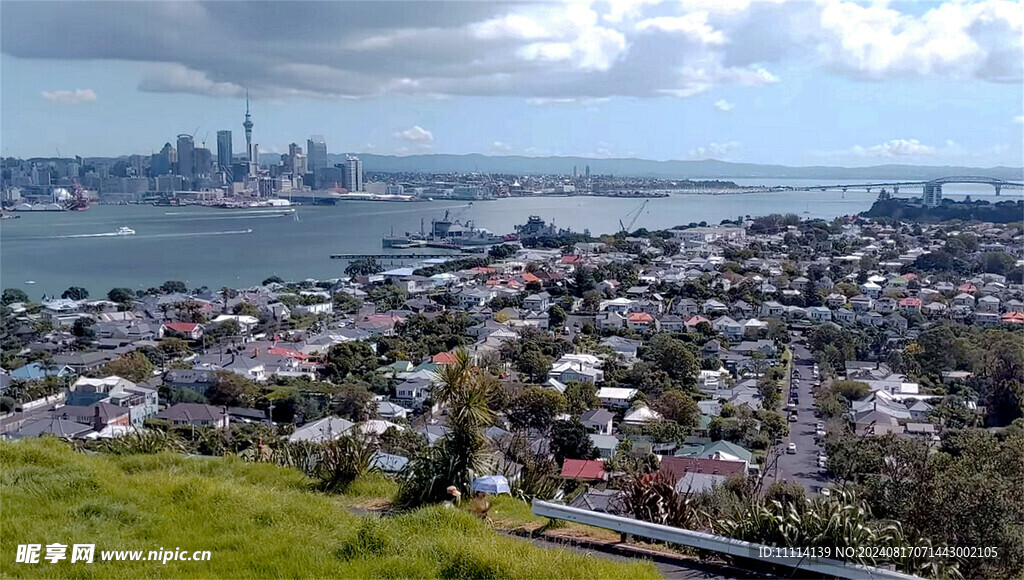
(619, 199, 649, 234)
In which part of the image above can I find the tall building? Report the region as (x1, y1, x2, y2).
(585, 164, 590, 178)
(216, 130, 233, 172)
(176, 134, 194, 178)
(344, 155, 363, 192)
(243, 92, 255, 179)
(287, 143, 306, 176)
(307, 135, 328, 172)
(151, 142, 174, 176)
(193, 147, 213, 177)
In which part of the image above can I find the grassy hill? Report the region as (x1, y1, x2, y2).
(0, 439, 659, 579)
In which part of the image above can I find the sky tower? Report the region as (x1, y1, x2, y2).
(243, 90, 255, 178)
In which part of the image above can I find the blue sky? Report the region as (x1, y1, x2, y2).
(2, 1, 1021, 166)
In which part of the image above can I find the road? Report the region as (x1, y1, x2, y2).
(770, 338, 828, 494)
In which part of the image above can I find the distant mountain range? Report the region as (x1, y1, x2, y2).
(308, 153, 1023, 181)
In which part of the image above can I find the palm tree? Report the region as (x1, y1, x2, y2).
(220, 287, 230, 314)
(398, 348, 495, 507)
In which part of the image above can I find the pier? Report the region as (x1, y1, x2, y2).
(329, 252, 477, 260)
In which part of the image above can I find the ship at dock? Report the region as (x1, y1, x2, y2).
(382, 208, 500, 249)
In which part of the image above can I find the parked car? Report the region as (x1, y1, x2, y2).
(787, 443, 797, 454)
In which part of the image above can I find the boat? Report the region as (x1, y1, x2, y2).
(115, 226, 135, 236)
(381, 209, 500, 249)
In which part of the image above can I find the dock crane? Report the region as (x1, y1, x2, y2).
(619, 199, 649, 234)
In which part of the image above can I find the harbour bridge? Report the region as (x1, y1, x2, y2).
(793, 176, 1024, 207)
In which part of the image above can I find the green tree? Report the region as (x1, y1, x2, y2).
(345, 258, 384, 277)
(507, 387, 566, 433)
(548, 304, 567, 327)
(204, 371, 259, 408)
(641, 334, 699, 388)
(564, 381, 599, 415)
(654, 390, 700, 429)
(2, 288, 29, 305)
(262, 276, 283, 286)
(160, 280, 188, 294)
(550, 419, 599, 465)
(514, 348, 553, 383)
(107, 287, 135, 304)
(101, 352, 155, 382)
(333, 383, 376, 421)
(232, 302, 261, 317)
(321, 342, 379, 382)
(61, 286, 89, 300)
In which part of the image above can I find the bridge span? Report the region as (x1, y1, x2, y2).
(795, 176, 1023, 206)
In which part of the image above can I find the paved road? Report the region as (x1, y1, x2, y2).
(771, 339, 828, 494)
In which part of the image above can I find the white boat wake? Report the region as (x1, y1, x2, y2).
(52, 229, 253, 239)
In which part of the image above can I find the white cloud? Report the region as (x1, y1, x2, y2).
(714, 99, 734, 113)
(41, 89, 97, 104)
(4, 0, 1021, 103)
(138, 64, 243, 98)
(686, 141, 740, 159)
(853, 139, 935, 158)
(395, 125, 434, 145)
(488, 141, 513, 154)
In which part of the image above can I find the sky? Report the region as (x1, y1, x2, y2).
(1, 0, 1022, 167)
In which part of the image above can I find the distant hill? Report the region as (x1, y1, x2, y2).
(312, 153, 1023, 181)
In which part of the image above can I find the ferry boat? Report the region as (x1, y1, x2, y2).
(115, 226, 136, 236)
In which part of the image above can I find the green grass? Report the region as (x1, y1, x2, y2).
(0, 439, 660, 579)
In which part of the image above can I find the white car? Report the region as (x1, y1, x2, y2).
(787, 443, 797, 454)
(820, 487, 831, 497)
(815, 429, 826, 438)
(816, 421, 825, 430)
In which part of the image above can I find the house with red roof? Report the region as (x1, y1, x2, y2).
(957, 282, 978, 295)
(898, 297, 922, 312)
(560, 458, 607, 481)
(626, 311, 656, 331)
(659, 456, 747, 493)
(1001, 311, 1024, 325)
(431, 351, 459, 365)
(684, 315, 711, 329)
(161, 322, 203, 340)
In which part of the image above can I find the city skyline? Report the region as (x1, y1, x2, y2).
(1, 0, 1022, 166)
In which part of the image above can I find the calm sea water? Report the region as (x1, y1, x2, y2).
(1, 180, 1014, 298)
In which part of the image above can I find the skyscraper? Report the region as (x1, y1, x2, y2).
(151, 142, 174, 176)
(344, 155, 363, 192)
(216, 130, 233, 172)
(585, 164, 590, 178)
(243, 92, 255, 178)
(176, 134, 194, 178)
(307, 135, 328, 171)
(287, 143, 306, 176)
(193, 147, 213, 177)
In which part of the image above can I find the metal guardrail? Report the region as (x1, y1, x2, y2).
(532, 500, 921, 580)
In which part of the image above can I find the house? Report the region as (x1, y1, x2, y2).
(289, 416, 355, 443)
(6, 417, 94, 440)
(834, 308, 856, 324)
(394, 378, 431, 409)
(660, 456, 746, 493)
(860, 281, 882, 298)
(163, 369, 218, 395)
(549, 354, 604, 384)
(377, 400, 410, 420)
(898, 297, 922, 312)
(850, 295, 874, 312)
(589, 434, 620, 459)
(599, 336, 642, 360)
(161, 322, 204, 340)
(626, 312, 656, 331)
(560, 458, 607, 482)
(702, 300, 728, 315)
(806, 306, 832, 322)
(977, 295, 1000, 312)
(825, 293, 847, 308)
(10, 362, 75, 381)
(975, 311, 1001, 326)
(623, 405, 663, 425)
(370, 452, 409, 473)
(523, 292, 551, 312)
(952, 293, 976, 308)
(597, 387, 638, 409)
(156, 403, 229, 429)
(580, 408, 615, 435)
(712, 316, 743, 341)
(66, 376, 159, 428)
(568, 488, 620, 513)
(658, 314, 685, 332)
(760, 301, 785, 318)
(595, 311, 627, 330)
(676, 440, 754, 473)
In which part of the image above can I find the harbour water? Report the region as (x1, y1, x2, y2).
(1, 181, 1014, 298)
